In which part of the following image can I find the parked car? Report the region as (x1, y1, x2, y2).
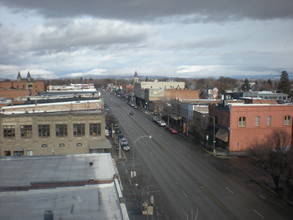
(129, 111, 134, 115)
(105, 129, 109, 137)
(169, 127, 178, 134)
(157, 120, 166, 127)
(114, 127, 121, 134)
(122, 144, 130, 151)
(117, 134, 124, 141)
(119, 138, 128, 145)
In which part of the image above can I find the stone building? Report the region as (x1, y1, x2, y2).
(0, 100, 110, 156)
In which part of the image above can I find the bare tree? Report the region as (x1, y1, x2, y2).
(105, 112, 117, 131)
(249, 129, 292, 193)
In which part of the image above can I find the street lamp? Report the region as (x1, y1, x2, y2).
(131, 135, 152, 178)
(204, 114, 216, 154)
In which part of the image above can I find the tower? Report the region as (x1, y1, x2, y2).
(27, 71, 32, 82)
(133, 71, 139, 84)
(17, 71, 22, 82)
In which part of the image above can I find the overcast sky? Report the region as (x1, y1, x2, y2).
(0, 0, 292, 79)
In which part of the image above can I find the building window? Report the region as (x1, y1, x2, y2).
(238, 117, 246, 127)
(13, 151, 24, 156)
(76, 143, 83, 147)
(267, 116, 272, 126)
(20, 125, 32, 138)
(255, 116, 260, 126)
(26, 150, 33, 156)
(284, 115, 291, 126)
(38, 125, 50, 137)
(73, 124, 85, 136)
(56, 124, 67, 137)
(3, 125, 15, 138)
(59, 143, 65, 147)
(90, 123, 101, 136)
(4, 151, 11, 156)
(41, 144, 48, 148)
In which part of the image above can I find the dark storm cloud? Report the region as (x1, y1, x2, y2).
(1, 0, 292, 21)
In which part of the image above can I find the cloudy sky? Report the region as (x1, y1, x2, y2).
(0, 0, 292, 79)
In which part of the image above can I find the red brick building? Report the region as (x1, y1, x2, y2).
(0, 72, 45, 98)
(209, 102, 293, 152)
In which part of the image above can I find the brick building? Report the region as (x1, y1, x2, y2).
(209, 102, 293, 152)
(0, 72, 45, 98)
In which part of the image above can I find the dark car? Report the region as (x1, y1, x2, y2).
(129, 111, 134, 115)
(114, 127, 121, 134)
(117, 134, 124, 140)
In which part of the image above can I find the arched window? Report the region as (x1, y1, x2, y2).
(284, 115, 291, 126)
(238, 117, 246, 127)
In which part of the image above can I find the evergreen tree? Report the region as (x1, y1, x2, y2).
(278, 71, 290, 94)
(241, 78, 251, 92)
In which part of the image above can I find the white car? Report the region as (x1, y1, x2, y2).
(122, 145, 130, 151)
(158, 120, 166, 126)
(105, 129, 109, 137)
(119, 138, 128, 145)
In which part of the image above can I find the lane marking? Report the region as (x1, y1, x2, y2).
(182, 191, 189, 198)
(225, 187, 234, 194)
(252, 209, 264, 219)
(200, 186, 238, 220)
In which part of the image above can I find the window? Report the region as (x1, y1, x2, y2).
(56, 124, 67, 137)
(41, 144, 48, 148)
(38, 124, 50, 137)
(73, 124, 85, 136)
(76, 143, 82, 147)
(267, 116, 272, 126)
(20, 125, 32, 138)
(13, 151, 24, 156)
(284, 115, 291, 126)
(4, 151, 11, 156)
(90, 123, 101, 136)
(26, 150, 33, 156)
(59, 143, 65, 147)
(255, 116, 260, 126)
(238, 117, 246, 127)
(3, 125, 15, 138)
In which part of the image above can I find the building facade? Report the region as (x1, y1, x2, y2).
(0, 72, 45, 98)
(209, 103, 293, 152)
(0, 110, 109, 156)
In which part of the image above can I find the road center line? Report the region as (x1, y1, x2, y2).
(225, 187, 234, 194)
(252, 209, 264, 219)
(182, 191, 189, 198)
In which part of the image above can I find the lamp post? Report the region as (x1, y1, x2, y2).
(131, 135, 152, 178)
(204, 114, 216, 154)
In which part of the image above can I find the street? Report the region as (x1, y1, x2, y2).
(103, 91, 293, 220)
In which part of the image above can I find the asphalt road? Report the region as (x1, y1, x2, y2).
(102, 91, 293, 220)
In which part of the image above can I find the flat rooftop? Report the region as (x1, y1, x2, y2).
(0, 154, 125, 220)
(0, 153, 115, 188)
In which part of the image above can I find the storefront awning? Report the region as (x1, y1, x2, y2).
(88, 139, 112, 149)
(216, 128, 229, 142)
